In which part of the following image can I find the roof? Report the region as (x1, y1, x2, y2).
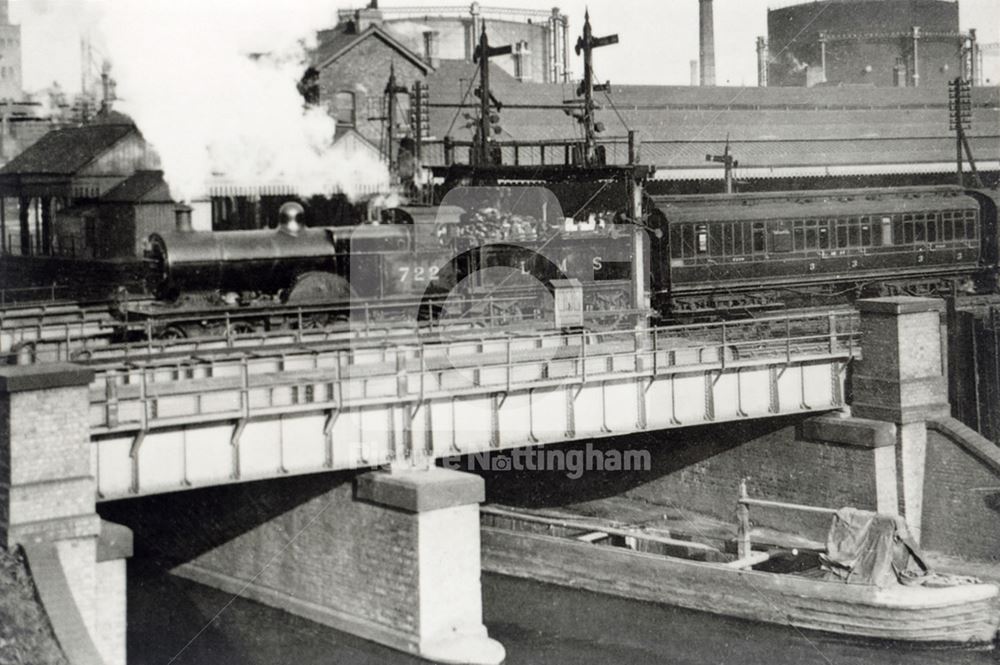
(650, 186, 979, 223)
(423, 81, 1000, 179)
(0, 123, 136, 176)
(100, 170, 173, 203)
(312, 24, 430, 73)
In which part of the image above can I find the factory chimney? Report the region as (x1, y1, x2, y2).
(699, 0, 716, 86)
(756, 37, 768, 87)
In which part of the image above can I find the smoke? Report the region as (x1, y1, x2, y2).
(90, 0, 389, 201)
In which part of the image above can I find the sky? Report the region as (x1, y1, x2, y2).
(9, 0, 1000, 93)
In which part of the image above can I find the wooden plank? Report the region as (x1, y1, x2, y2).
(481, 506, 720, 553)
(575, 531, 609, 543)
(722, 550, 772, 569)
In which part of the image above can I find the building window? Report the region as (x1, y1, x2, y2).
(334, 90, 357, 127)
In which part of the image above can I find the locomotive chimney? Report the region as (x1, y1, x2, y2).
(174, 204, 193, 232)
(699, 0, 716, 86)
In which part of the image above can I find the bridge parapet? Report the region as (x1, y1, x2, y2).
(86, 312, 858, 500)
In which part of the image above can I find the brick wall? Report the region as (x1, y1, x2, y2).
(622, 418, 881, 538)
(319, 40, 427, 148)
(1, 365, 130, 665)
(4, 385, 95, 543)
(178, 477, 421, 643)
(922, 422, 1000, 561)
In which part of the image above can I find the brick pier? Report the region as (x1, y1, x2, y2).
(0, 364, 131, 665)
(173, 467, 505, 665)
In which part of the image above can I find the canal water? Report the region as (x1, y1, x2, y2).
(129, 561, 999, 665)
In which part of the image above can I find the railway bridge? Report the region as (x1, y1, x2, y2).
(2, 297, 992, 665)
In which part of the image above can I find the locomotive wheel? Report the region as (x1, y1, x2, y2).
(70, 348, 93, 362)
(157, 326, 187, 341)
(228, 322, 257, 337)
(286, 272, 354, 304)
(299, 314, 331, 330)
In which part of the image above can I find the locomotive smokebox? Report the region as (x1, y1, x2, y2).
(174, 205, 194, 232)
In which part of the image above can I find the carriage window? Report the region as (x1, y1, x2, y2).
(805, 224, 817, 250)
(926, 214, 937, 242)
(848, 219, 860, 247)
(836, 223, 848, 248)
(710, 225, 724, 256)
(942, 212, 954, 240)
(893, 218, 904, 245)
(793, 221, 805, 251)
(903, 215, 915, 244)
(818, 225, 830, 250)
(696, 224, 709, 254)
(753, 222, 766, 253)
(912, 214, 926, 243)
(880, 217, 892, 245)
(966, 211, 977, 239)
(682, 225, 695, 257)
(771, 223, 792, 253)
(726, 223, 738, 256)
(861, 217, 873, 246)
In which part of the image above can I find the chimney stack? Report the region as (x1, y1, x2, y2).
(354, 1, 384, 33)
(756, 37, 768, 87)
(174, 205, 193, 233)
(423, 30, 440, 68)
(699, 0, 716, 86)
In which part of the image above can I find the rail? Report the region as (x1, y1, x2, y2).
(88, 310, 859, 437)
(0, 284, 69, 306)
(4, 290, 647, 365)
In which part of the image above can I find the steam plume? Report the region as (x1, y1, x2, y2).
(95, 0, 389, 201)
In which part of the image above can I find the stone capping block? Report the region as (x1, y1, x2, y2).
(801, 415, 896, 449)
(356, 468, 485, 513)
(856, 296, 945, 315)
(0, 363, 94, 394)
(927, 417, 1000, 476)
(97, 521, 134, 563)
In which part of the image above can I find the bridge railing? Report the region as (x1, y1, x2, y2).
(88, 311, 859, 437)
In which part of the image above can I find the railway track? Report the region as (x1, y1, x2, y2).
(0, 301, 123, 364)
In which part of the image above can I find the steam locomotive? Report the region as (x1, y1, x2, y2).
(120, 187, 637, 338)
(116, 183, 1000, 338)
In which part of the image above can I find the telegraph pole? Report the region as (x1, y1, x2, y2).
(384, 64, 409, 173)
(370, 64, 411, 174)
(949, 77, 982, 188)
(473, 25, 511, 165)
(575, 10, 617, 166)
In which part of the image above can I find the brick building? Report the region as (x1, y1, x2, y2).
(329, 2, 570, 84)
(309, 15, 432, 158)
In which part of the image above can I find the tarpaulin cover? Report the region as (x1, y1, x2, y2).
(820, 508, 927, 588)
